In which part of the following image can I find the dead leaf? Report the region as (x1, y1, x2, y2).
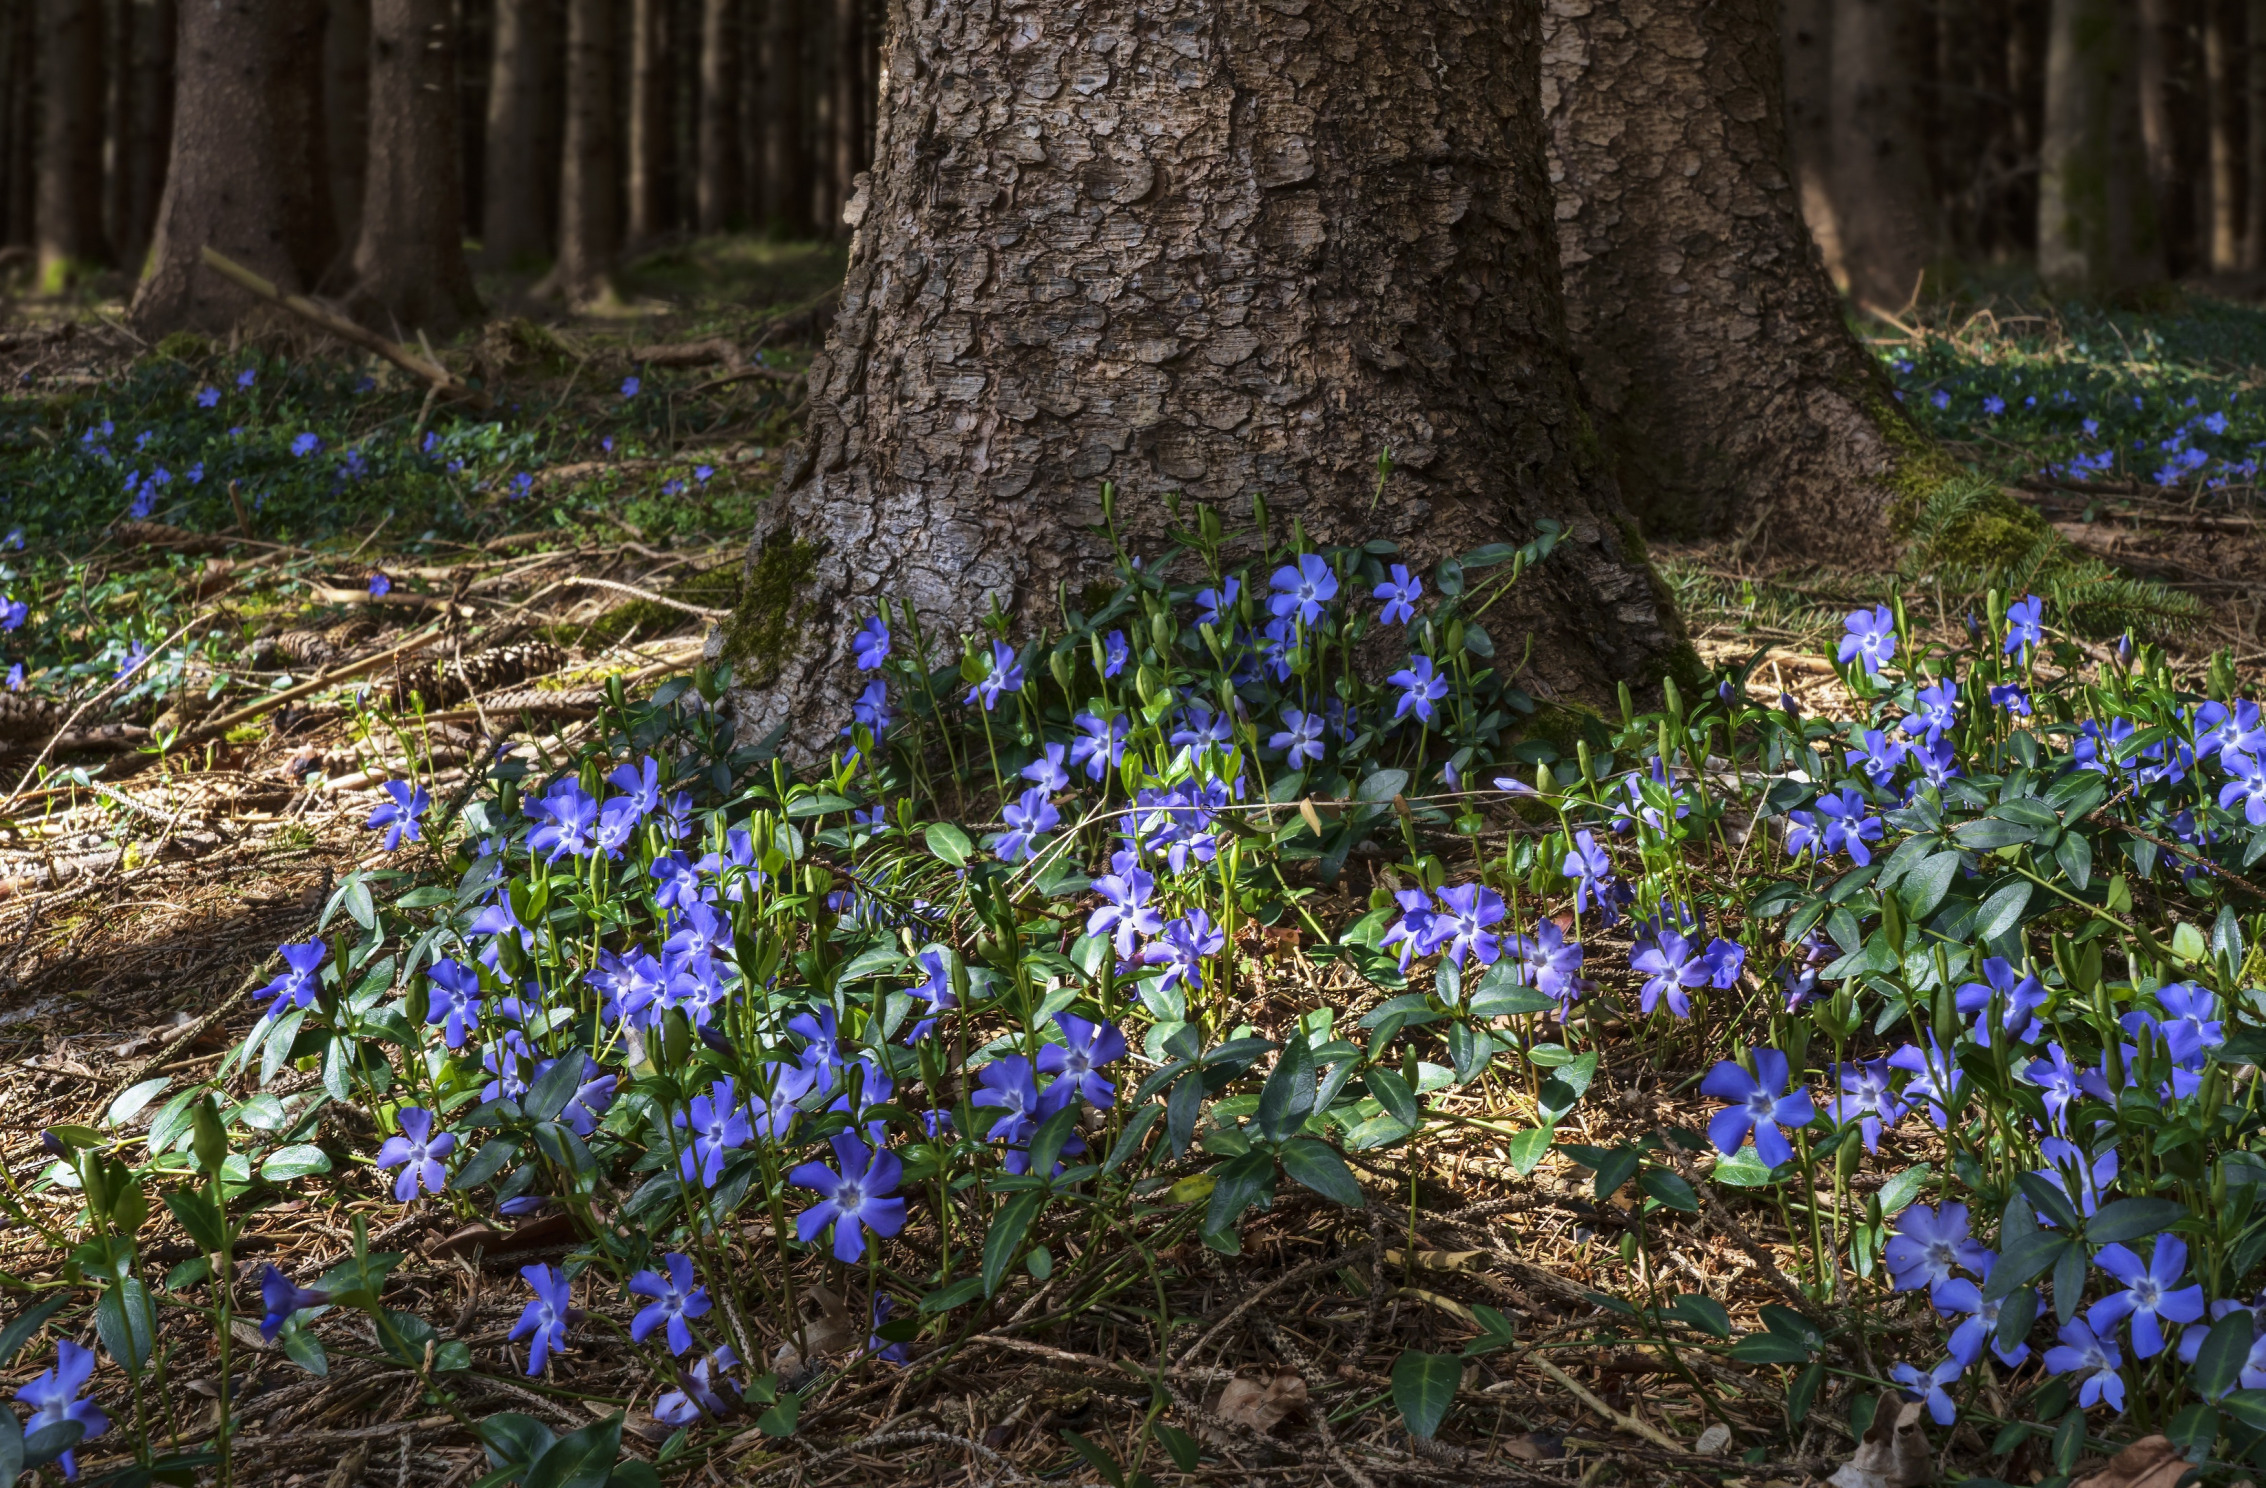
(1828, 1399, 1932, 1488)
(770, 1282, 858, 1378)
(1396, 1286, 1481, 1328)
(2072, 1436, 2191, 1488)
(1695, 1422, 1733, 1455)
(1382, 1247, 1487, 1273)
(1504, 1431, 1566, 1462)
(1205, 1369, 1308, 1441)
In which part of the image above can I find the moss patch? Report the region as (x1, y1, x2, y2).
(558, 565, 742, 649)
(1519, 700, 1614, 758)
(152, 331, 213, 362)
(721, 529, 821, 685)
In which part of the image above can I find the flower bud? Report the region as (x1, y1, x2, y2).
(192, 1096, 229, 1175)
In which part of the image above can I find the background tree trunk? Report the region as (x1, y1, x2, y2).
(325, 0, 371, 253)
(118, 0, 174, 270)
(1779, 0, 1841, 278)
(1826, 0, 1937, 307)
(2207, 0, 2242, 270)
(536, 0, 617, 301)
(2248, 0, 2266, 265)
(348, 0, 481, 333)
(483, 0, 559, 266)
(132, 0, 321, 330)
(2039, 0, 2164, 290)
(272, 0, 338, 288)
(1543, 0, 1916, 564)
(739, 0, 766, 217)
(37, 0, 109, 287)
(626, 0, 667, 245)
(760, 0, 806, 235)
(827, 0, 861, 237)
(0, 0, 32, 249)
(723, 0, 1689, 756)
(697, 0, 739, 231)
(2136, 0, 2197, 275)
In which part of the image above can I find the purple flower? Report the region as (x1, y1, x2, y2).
(973, 1055, 1044, 1146)
(1837, 607, 1897, 674)
(1885, 1203, 1987, 1296)
(1101, 629, 1130, 677)
(995, 787, 1061, 863)
(258, 1265, 329, 1341)
(621, 376, 641, 398)
(1375, 564, 1422, 625)
(1505, 919, 1589, 1011)
(2035, 1138, 2118, 1221)
(1431, 882, 1506, 967)
(2089, 1236, 2205, 1359)
(1388, 655, 1449, 725)
(1888, 1035, 1965, 1127)
(2153, 982, 2225, 1064)
(1071, 711, 1129, 781)
(1700, 1049, 1814, 1167)
(2004, 595, 2044, 655)
(525, 779, 599, 861)
(1268, 553, 1339, 626)
(366, 779, 429, 852)
(1904, 681, 1958, 739)
(1937, 1253, 2030, 1369)
(1172, 704, 1235, 752)
(1990, 683, 2032, 717)
(15, 1341, 107, 1478)
(424, 958, 484, 1049)
(1193, 577, 1241, 627)
(375, 1107, 455, 1201)
(509, 1263, 576, 1374)
(255, 939, 329, 1011)
(0, 597, 23, 631)
(654, 1346, 740, 1423)
(1039, 1013, 1127, 1107)
(1379, 888, 1439, 970)
(1955, 957, 2047, 1048)
(368, 571, 392, 599)
(1022, 741, 1071, 791)
(1890, 1357, 1963, 1426)
(1270, 708, 1325, 769)
(789, 1132, 908, 1264)
(290, 432, 321, 457)
(2043, 1320, 2125, 1412)
(853, 616, 891, 670)
(868, 1297, 911, 1366)
(904, 949, 957, 1042)
(2018, 1042, 2086, 1130)
(1848, 728, 1909, 784)
(1142, 909, 1225, 991)
(196, 385, 220, 408)
(675, 1078, 755, 1187)
(1560, 831, 1627, 925)
(1632, 928, 1708, 1020)
(629, 1253, 711, 1356)
(1811, 787, 1883, 865)
(1827, 1058, 1906, 1152)
(963, 640, 1025, 710)
(1088, 853, 1163, 957)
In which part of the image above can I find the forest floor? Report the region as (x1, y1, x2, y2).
(0, 248, 2263, 1488)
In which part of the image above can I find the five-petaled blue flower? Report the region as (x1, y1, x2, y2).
(2089, 1235, 2205, 1359)
(629, 1253, 711, 1356)
(995, 787, 1061, 863)
(2004, 594, 2044, 654)
(789, 1132, 908, 1264)
(1388, 654, 1449, 725)
(290, 432, 320, 457)
(15, 1340, 108, 1479)
(2043, 1319, 2125, 1412)
(1837, 607, 1897, 675)
(1374, 564, 1422, 625)
(853, 616, 891, 669)
(366, 779, 429, 851)
(1891, 1358, 1964, 1425)
(1039, 1013, 1127, 1107)
(376, 1107, 455, 1201)
(510, 1263, 576, 1374)
(255, 939, 329, 1011)
(1884, 1202, 1986, 1296)
(259, 1265, 329, 1341)
(1700, 1049, 1814, 1168)
(423, 958, 484, 1048)
(964, 640, 1025, 710)
(1268, 554, 1339, 627)
(1270, 707, 1326, 768)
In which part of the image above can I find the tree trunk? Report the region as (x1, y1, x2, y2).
(739, 0, 765, 216)
(272, 0, 338, 288)
(324, 0, 371, 252)
(626, 0, 667, 244)
(722, 0, 1689, 757)
(827, 0, 861, 237)
(2207, 0, 2242, 270)
(2039, 0, 2164, 290)
(2136, 0, 2197, 275)
(1542, 0, 1917, 563)
(36, 0, 108, 287)
(1826, 0, 1937, 308)
(535, 0, 617, 301)
(117, 0, 173, 270)
(483, 0, 558, 265)
(1, 0, 33, 247)
(760, 0, 806, 235)
(2248, 0, 2266, 265)
(347, 0, 481, 334)
(696, 0, 738, 231)
(132, 0, 322, 331)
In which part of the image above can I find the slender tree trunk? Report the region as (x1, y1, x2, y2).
(1827, 0, 1938, 308)
(2136, 0, 2197, 274)
(2039, 0, 2164, 290)
(37, 0, 109, 286)
(348, 0, 481, 333)
(2208, 0, 2242, 270)
(105, 0, 130, 261)
(535, 0, 617, 301)
(696, 0, 738, 231)
(760, 0, 806, 235)
(827, 0, 860, 237)
(2248, 0, 2266, 265)
(626, 0, 667, 244)
(271, 0, 339, 288)
(133, 0, 321, 330)
(724, 0, 1688, 755)
(739, 0, 766, 216)
(485, 0, 559, 265)
(1543, 0, 1920, 562)
(1, 0, 33, 247)
(324, 0, 371, 252)
(118, 0, 173, 269)
(2009, 0, 2046, 253)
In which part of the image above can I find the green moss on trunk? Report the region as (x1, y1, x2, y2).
(722, 529, 820, 685)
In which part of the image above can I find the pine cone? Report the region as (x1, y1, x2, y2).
(0, 693, 66, 741)
(386, 640, 567, 710)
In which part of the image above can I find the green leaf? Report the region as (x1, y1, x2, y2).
(1059, 1430, 1127, 1488)
(2014, 1172, 2083, 1233)
(1504, 1128, 1553, 1176)
(1975, 880, 2032, 942)
(259, 1144, 332, 1182)
(1255, 1034, 1316, 1144)
(523, 1056, 585, 1123)
(1100, 1103, 1162, 1177)
(1666, 1294, 1731, 1339)
(918, 1277, 985, 1314)
(1586, 1145, 1641, 1199)
(1151, 1422, 1201, 1473)
(785, 793, 855, 818)
(1364, 1069, 1421, 1130)
(0, 1297, 70, 1368)
(107, 1078, 172, 1128)
(1277, 1138, 1364, 1208)
(453, 1136, 519, 1191)
(162, 1190, 227, 1254)
(2053, 831, 2093, 891)
(1995, 1286, 2037, 1359)
(2196, 1310, 2254, 1400)
(1357, 770, 1410, 804)
(1027, 1105, 1081, 1181)
(279, 1320, 329, 1377)
(1637, 1167, 1698, 1213)
(95, 1279, 156, 1372)
(1789, 1361, 1825, 1424)
(1954, 818, 2036, 850)
(2223, 1389, 2266, 1434)
(1389, 1350, 1461, 1439)
(1984, 1230, 2071, 1301)
(755, 1393, 800, 1438)
(981, 1191, 1048, 1298)
(1876, 1164, 1932, 1217)
(344, 878, 377, 930)
(1727, 1332, 1813, 1365)
(522, 1415, 623, 1488)
(1900, 852, 1962, 919)
(1204, 1149, 1279, 1240)
(0, 1411, 21, 1488)
(2087, 1197, 2187, 1244)
(924, 823, 972, 867)
(19, 1421, 84, 1473)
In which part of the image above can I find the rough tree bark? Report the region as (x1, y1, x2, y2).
(119, 0, 175, 269)
(698, 0, 740, 231)
(2135, 0, 2195, 275)
(347, 0, 481, 334)
(536, 0, 618, 302)
(720, 0, 1690, 757)
(36, 0, 108, 287)
(2206, 0, 2241, 271)
(1826, 0, 1937, 308)
(761, 0, 808, 236)
(485, 0, 559, 264)
(325, 0, 371, 250)
(131, 0, 323, 330)
(0, 0, 32, 248)
(626, 0, 668, 245)
(1542, 0, 1921, 563)
(273, 0, 338, 288)
(740, 0, 768, 215)
(2039, 0, 2163, 290)
(2249, 0, 2266, 267)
